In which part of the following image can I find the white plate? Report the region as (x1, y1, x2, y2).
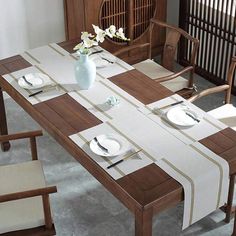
(90, 133, 129, 157)
(90, 53, 116, 68)
(166, 106, 200, 127)
(18, 73, 50, 90)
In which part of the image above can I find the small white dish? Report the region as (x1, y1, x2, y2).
(18, 73, 51, 90)
(90, 133, 129, 157)
(90, 53, 116, 68)
(166, 106, 200, 127)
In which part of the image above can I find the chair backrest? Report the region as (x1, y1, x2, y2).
(188, 57, 236, 104)
(149, 19, 199, 72)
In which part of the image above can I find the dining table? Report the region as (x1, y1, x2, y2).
(1, 39, 236, 236)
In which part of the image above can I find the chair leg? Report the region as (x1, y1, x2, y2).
(226, 175, 236, 223)
(0, 88, 10, 152)
(232, 209, 236, 236)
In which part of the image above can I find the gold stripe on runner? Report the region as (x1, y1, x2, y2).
(190, 144, 223, 208)
(203, 117, 224, 130)
(34, 65, 68, 93)
(99, 80, 140, 108)
(161, 158, 195, 225)
(48, 44, 66, 57)
(106, 121, 157, 162)
(76, 133, 126, 177)
(8, 73, 41, 103)
(74, 91, 113, 120)
(24, 51, 41, 64)
(69, 54, 78, 60)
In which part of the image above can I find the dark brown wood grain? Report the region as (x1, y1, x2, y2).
(35, 94, 102, 136)
(108, 69, 173, 104)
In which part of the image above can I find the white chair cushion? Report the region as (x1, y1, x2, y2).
(133, 59, 189, 92)
(208, 104, 236, 131)
(0, 160, 46, 234)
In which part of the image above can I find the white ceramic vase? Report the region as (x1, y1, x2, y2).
(75, 53, 96, 90)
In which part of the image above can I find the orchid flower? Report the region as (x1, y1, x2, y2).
(73, 25, 129, 54)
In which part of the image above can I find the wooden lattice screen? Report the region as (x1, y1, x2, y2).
(101, 0, 155, 44)
(179, 0, 236, 92)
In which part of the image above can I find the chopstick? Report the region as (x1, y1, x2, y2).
(89, 50, 103, 56)
(158, 100, 184, 110)
(22, 75, 33, 86)
(107, 149, 142, 169)
(29, 90, 43, 97)
(101, 57, 114, 64)
(28, 85, 58, 97)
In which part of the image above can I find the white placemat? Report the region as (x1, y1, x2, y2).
(21, 43, 70, 65)
(138, 94, 227, 145)
(2, 66, 65, 105)
(70, 122, 154, 180)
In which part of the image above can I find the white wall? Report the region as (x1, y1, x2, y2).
(0, 0, 65, 59)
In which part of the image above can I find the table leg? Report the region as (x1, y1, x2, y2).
(225, 175, 236, 223)
(135, 208, 153, 236)
(0, 88, 10, 151)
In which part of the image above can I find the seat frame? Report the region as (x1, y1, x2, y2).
(0, 130, 57, 236)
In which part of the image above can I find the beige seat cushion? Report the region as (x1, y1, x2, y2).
(208, 104, 236, 131)
(0, 160, 46, 234)
(133, 59, 189, 92)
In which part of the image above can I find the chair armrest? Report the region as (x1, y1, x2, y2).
(0, 130, 43, 142)
(113, 43, 150, 57)
(0, 186, 57, 203)
(188, 85, 230, 103)
(154, 66, 194, 83)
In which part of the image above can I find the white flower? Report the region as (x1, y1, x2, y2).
(109, 25, 116, 34)
(105, 25, 117, 38)
(83, 38, 98, 48)
(73, 42, 84, 51)
(116, 28, 127, 40)
(81, 32, 94, 40)
(105, 28, 113, 38)
(92, 25, 105, 43)
(74, 24, 129, 54)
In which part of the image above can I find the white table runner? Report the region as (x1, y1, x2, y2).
(69, 109, 229, 229)
(68, 78, 144, 122)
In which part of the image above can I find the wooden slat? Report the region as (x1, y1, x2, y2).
(0, 64, 9, 75)
(35, 94, 102, 136)
(108, 69, 173, 104)
(200, 128, 236, 174)
(117, 164, 183, 207)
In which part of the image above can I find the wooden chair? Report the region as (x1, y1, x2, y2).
(188, 57, 236, 228)
(114, 19, 199, 98)
(0, 130, 57, 236)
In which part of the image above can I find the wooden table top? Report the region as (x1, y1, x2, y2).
(1, 39, 236, 216)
